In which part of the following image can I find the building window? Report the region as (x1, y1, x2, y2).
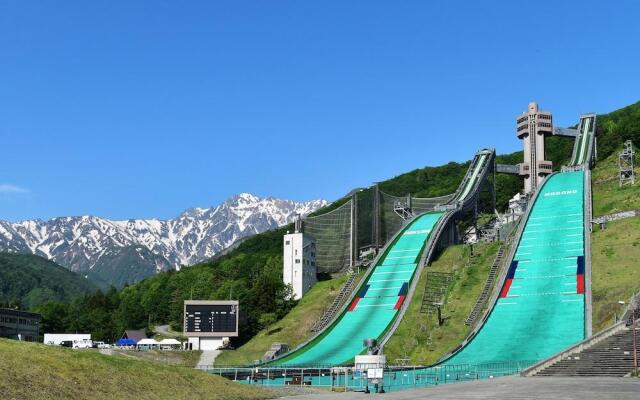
(295, 259, 300, 263)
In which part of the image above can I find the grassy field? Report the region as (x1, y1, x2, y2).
(215, 272, 359, 366)
(112, 349, 202, 367)
(592, 152, 640, 216)
(0, 339, 272, 400)
(383, 242, 500, 365)
(590, 218, 640, 332)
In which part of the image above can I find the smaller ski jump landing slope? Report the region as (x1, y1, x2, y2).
(277, 212, 444, 366)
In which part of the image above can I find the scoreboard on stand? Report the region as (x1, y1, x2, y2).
(183, 300, 239, 337)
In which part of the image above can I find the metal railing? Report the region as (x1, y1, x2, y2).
(208, 360, 534, 391)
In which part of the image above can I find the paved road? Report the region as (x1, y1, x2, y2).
(280, 376, 640, 400)
(196, 350, 221, 369)
(154, 324, 181, 338)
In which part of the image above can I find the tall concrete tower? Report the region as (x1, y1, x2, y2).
(517, 102, 554, 193)
(283, 229, 317, 300)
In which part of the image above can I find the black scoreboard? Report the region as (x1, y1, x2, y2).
(183, 300, 239, 337)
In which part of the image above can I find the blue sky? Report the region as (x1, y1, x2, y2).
(1, 1, 639, 221)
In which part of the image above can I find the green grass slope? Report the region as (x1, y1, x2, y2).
(590, 149, 640, 332)
(383, 242, 500, 365)
(0, 252, 97, 309)
(591, 218, 640, 332)
(0, 339, 271, 400)
(591, 151, 640, 216)
(215, 272, 358, 366)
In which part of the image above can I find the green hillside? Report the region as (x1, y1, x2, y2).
(594, 101, 640, 162)
(35, 227, 298, 343)
(0, 252, 97, 309)
(87, 245, 173, 288)
(0, 338, 271, 400)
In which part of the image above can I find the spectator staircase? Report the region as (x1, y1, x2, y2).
(532, 328, 638, 377)
(464, 244, 507, 325)
(310, 272, 358, 333)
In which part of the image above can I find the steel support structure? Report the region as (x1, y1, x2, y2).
(350, 193, 358, 268)
(619, 140, 635, 187)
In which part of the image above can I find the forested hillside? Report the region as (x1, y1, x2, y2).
(35, 227, 297, 343)
(595, 101, 640, 161)
(31, 101, 637, 345)
(0, 253, 96, 309)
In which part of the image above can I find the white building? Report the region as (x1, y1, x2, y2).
(44, 333, 91, 346)
(283, 232, 317, 300)
(187, 336, 229, 351)
(507, 192, 527, 220)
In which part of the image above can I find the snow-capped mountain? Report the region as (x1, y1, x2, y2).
(0, 193, 327, 286)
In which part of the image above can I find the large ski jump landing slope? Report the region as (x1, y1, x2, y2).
(446, 170, 585, 364)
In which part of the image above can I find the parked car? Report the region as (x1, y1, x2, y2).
(73, 339, 93, 349)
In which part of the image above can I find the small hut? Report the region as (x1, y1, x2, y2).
(136, 338, 160, 351)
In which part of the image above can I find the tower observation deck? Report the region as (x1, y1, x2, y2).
(517, 102, 554, 193)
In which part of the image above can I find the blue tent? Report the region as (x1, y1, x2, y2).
(116, 338, 136, 346)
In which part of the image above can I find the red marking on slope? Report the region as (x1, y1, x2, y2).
(348, 297, 360, 311)
(577, 274, 584, 294)
(500, 279, 513, 298)
(394, 295, 406, 310)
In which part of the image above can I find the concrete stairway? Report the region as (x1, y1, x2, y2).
(533, 328, 639, 377)
(464, 244, 506, 325)
(310, 272, 357, 332)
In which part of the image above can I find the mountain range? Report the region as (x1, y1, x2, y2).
(0, 193, 327, 287)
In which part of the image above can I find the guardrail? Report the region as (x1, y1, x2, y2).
(208, 360, 534, 390)
(584, 168, 593, 337)
(592, 210, 640, 225)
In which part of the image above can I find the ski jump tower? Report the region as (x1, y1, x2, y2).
(517, 102, 554, 193)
